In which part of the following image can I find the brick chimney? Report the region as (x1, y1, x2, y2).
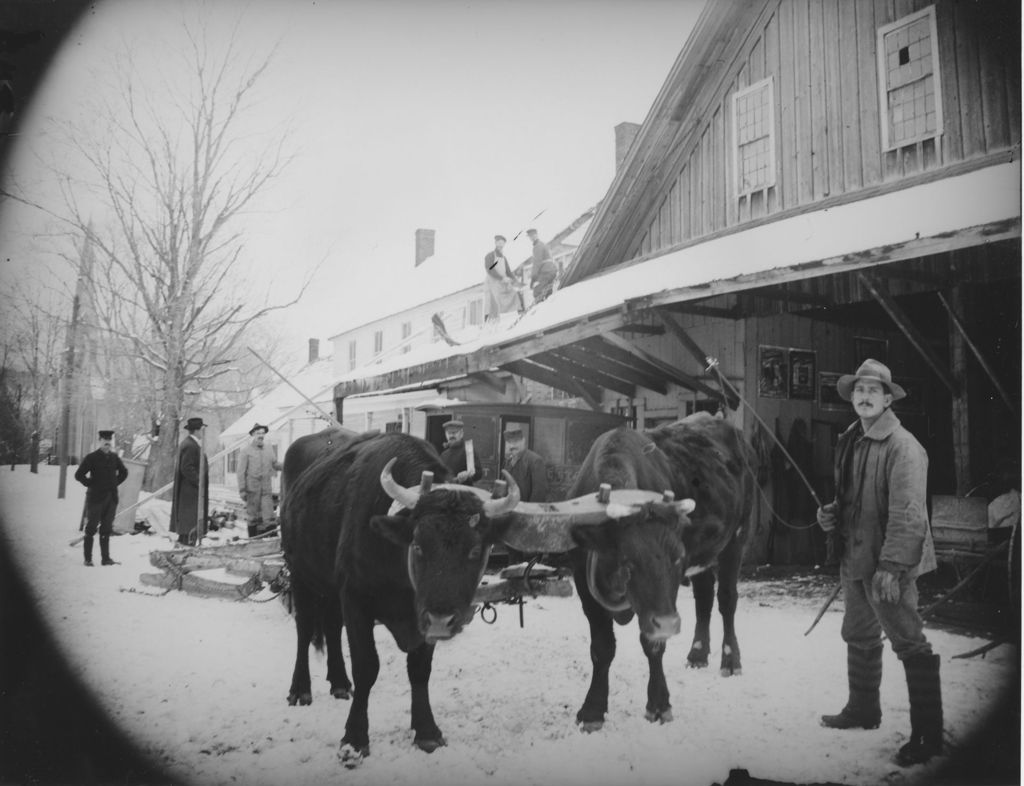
(308, 338, 320, 364)
(615, 122, 641, 173)
(415, 228, 435, 266)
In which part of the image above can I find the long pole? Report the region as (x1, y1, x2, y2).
(56, 288, 82, 499)
(247, 347, 342, 429)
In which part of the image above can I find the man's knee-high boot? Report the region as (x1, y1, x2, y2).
(83, 535, 94, 566)
(897, 652, 943, 765)
(821, 644, 883, 729)
(100, 535, 114, 565)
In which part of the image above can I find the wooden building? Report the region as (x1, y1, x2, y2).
(334, 0, 1021, 565)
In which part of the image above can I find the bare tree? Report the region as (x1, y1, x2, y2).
(6, 17, 313, 489)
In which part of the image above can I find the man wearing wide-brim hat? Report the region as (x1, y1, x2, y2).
(171, 417, 209, 546)
(237, 423, 282, 538)
(439, 418, 481, 484)
(816, 359, 941, 767)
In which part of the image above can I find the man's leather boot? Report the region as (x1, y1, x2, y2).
(821, 644, 883, 729)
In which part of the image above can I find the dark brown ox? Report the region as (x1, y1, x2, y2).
(502, 412, 756, 731)
(280, 431, 519, 768)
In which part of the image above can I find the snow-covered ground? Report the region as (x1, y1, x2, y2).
(0, 466, 1018, 786)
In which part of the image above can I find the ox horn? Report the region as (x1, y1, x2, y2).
(380, 457, 421, 510)
(482, 470, 521, 518)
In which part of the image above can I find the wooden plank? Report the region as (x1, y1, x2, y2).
(500, 359, 601, 402)
(808, 0, 829, 199)
(823, 0, 845, 195)
(837, 0, 862, 190)
(472, 575, 574, 604)
(598, 331, 726, 402)
(555, 343, 668, 395)
(954, 1, 986, 158)
(535, 351, 636, 398)
(140, 568, 261, 600)
(794, 0, 813, 203)
(654, 311, 713, 369)
(858, 272, 959, 393)
(475, 309, 625, 370)
(857, 1, 882, 185)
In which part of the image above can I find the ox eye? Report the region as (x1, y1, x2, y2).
(411, 544, 423, 557)
(468, 545, 482, 560)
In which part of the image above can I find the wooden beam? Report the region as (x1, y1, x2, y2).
(750, 285, 833, 307)
(598, 332, 725, 401)
(500, 359, 601, 402)
(556, 343, 669, 394)
(858, 273, 959, 394)
(580, 335, 683, 384)
(614, 323, 665, 336)
(534, 350, 636, 397)
(661, 302, 744, 320)
(474, 309, 625, 371)
(567, 377, 604, 412)
(653, 310, 712, 369)
(469, 371, 507, 395)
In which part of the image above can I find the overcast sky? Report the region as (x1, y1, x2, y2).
(0, 0, 704, 363)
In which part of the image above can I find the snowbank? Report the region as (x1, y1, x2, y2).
(0, 466, 1017, 786)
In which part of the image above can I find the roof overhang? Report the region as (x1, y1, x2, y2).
(335, 159, 1020, 402)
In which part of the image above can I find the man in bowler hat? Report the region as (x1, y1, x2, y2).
(816, 359, 942, 767)
(74, 430, 128, 565)
(171, 417, 209, 546)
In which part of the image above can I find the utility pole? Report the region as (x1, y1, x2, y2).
(57, 231, 93, 498)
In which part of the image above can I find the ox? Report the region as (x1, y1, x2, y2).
(503, 412, 756, 731)
(280, 427, 361, 707)
(280, 431, 520, 767)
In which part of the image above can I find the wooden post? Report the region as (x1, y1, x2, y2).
(949, 286, 971, 495)
(57, 277, 84, 499)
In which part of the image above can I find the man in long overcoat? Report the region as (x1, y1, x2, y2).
(74, 429, 129, 565)
(171, 417, 209, 546)
(502, 425, 549, 564)
(237, 423, 282, 537)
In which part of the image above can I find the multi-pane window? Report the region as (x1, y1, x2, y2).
(373, 330, 383, 355)
(732, 76, 775, 197)
(877, 6, 942, 151)
(401, 321, 412, 354)
(468, 299, 483, 326)
(347, 340, 357, 371)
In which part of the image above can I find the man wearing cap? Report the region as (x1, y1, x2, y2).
(237, 423, 282, 538)
(502, 425, 549, 565)
(483, 234, 521, 320)
(171, 417, 210, 546)
(526, 229, 557, 304)
(439, 419, 482, 484)
(74, 430, 129, 566)
(816, 359, 941, 767)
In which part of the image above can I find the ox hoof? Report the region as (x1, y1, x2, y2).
(287, 692, 312, 706)
(331, 687, 352, 701)
(645, 708, 674, 724)
(414, 736, 447, 754)
(578, 720, 604, 734)
(720, 666, 742, 677)
(686, 659, 708, 669)
(338, 742, 368, 769)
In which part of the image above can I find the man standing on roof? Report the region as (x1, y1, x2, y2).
(483, 234, 522, 320)
(440, 419, 482, 484)
(526, 228, 557, 303)
(237, 423, 282, 538)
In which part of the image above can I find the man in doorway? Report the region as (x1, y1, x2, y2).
(816, 359, 941, 767)
(502, 425, 549, 565)
(74, 429, 129, 566)
(439, 419, 482, 484)
(171, 417, 209, 546)
(237, 423, 282, 538)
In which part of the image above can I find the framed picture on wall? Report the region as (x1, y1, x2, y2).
(818, 371, 846, 411)
(758, 345, 788, 398)
(853, 336, 889, 364)
(789, 349, 816, 400)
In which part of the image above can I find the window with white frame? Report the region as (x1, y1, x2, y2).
(732, 76, 776, 197)
(877, 6, 942, 151)
(401, 321, 412, 354)
(348, 340, 357, 371)
(373, 329, 383, 355)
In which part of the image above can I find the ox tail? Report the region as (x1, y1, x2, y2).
(289, 578, 331, 654)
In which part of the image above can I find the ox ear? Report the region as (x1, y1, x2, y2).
(370, 514, 415, 546)
(570, 523, 616, 553)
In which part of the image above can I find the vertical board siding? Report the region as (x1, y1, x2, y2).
(633, 0, 1017, 262)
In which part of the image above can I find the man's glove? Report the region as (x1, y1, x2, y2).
(455, 470, 472, 483)
(816, 502, 838, 532)
(870, 566, 903, 604)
